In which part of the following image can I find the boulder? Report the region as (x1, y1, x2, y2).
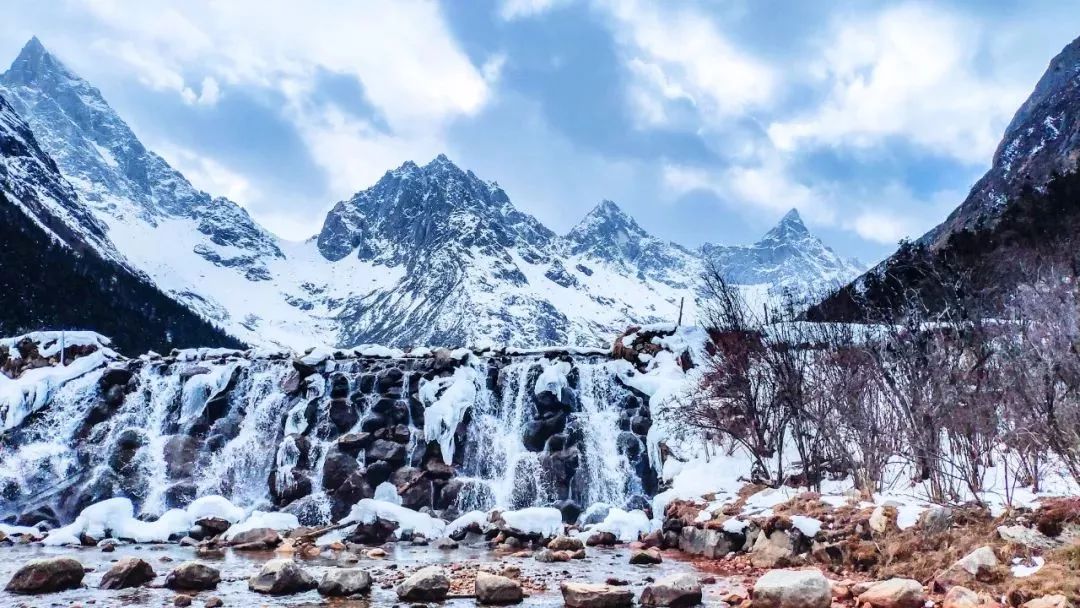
(99, 557, 156, 589)
(869, 506, 894, 534)
(640, 573, 703, 607)
(248, 559, 317, 595)
(396, 566, 450, 602)
(1022, 596, 1069, 608)
(997, 525, 1061, 550)
(548, 535, 585, 551)
(751, 569, 831, 608)
(164, 562, 221, 591)
(434, 537, 460, 549)
(475, 570, 524, 605)
(919, 506, 954, 534)
(193, 517, 231, 537)
(229, 527, 282, 550)
(346, 516, 399, 545)
(630, 547, 663, 564)
(5, 557, 85, 594)
(587, 531, 618, 547)
(679, 526, 735, 558)
(367, 439, 407, 465)
(943, 586, 980, 608)
(534, 548, 569, 563)
(337, 432, 374, 455)
(318, 568, 372, 597)
(935, 546, 999, 590)
(750, 530, 796, 568)
(560, 581, 635, 608)
(857, 578, 925, 608)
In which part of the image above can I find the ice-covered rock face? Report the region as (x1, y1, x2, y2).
(701, 209, 864, 299)
(0, 37, 282, 277)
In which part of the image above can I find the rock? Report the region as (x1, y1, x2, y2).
(164, 562, 221, 591)
(678, 527, 735, 558)
(560, 581, 635, 608)
(534, 548, 569, 563)
(368, 439, 407, 465)
(868, 506, 893, 534)
(318, 567, 373, 597)
(434, 537, 459, 549)
(587, 531, 618, 547)
(1022, 596, 1069, 608)
(751, 569, 831, 608)
(935, 546, 999, 589)
(204, 597, 223, 608)
(193, 517, 231, 537)
(630, 547, 663, 564)
(997, 525, 1062, 550)
(396, 566, 450, 602)
(640, 573, 703, 607)
(548, 535, 585, 551)
(337, 432, 374, 455)
(5, 557, 85, 594)
(918, 506, 954, 534)
(943, 586, 980, 608)
(248, 559, 317, 595)
(347, 517, 399, 545)
(750, 530, 795, 568)
(857, 578, 925, 608)
(475, 571, 524, 605)
(174, 595, 193, 607)
(99, 557, 156, 589)
(229, 527, 282, 550)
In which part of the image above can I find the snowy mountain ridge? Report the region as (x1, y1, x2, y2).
(0, 37, 864, 349)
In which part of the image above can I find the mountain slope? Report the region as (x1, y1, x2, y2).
(924, 36, 1080, 248)
(809, 35, 1080, 320)
(0, 95, 244, 354)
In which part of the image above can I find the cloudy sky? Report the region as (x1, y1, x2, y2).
(1, 0, 1077, 263)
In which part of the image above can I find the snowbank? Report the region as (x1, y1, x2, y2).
(446, 510, 489, 537)
(583, 507, 651, 542)
(43, 495, 250, 545)
(224, 511, 300, 541)
(339, 499, 446, 539)
(500, 507, 563, 537)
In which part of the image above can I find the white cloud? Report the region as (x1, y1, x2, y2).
(662, 159, 835, 226)
(768, 2, 1029, 164)
(154, 142, 258, 205)
(597, 0, 775, 128)
(66, 0, 491, 200)
(498, 0, 572, 21)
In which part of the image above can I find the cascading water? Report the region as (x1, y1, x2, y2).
(0, 346, 657, 529)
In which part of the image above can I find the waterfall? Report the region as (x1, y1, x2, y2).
(0, 349, 656, 527)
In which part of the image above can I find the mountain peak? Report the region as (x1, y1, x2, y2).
(5, 36, 79, 87)
(760, 207, 810, 243)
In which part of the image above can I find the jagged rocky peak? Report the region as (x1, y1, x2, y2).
(565, 199, 651, 259)
(759, 208, 810, 243)
(924, 34, 1080, 247)
(0, 36, 282, 268)
(5, 36, 71, 86)
(702, 207, 863, 295)
(317, 153, 555, 263)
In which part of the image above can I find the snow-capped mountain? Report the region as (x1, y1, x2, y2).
(0, 92, 242, 353)
(317, 157, 687, 347)
(923, 35, 1080, 248)
(702, 209, 863, 301)
(561, 200, 700, 290)
(0, 37, 863, 349)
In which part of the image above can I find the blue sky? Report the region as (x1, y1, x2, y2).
(2, 0, 1078, 264)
